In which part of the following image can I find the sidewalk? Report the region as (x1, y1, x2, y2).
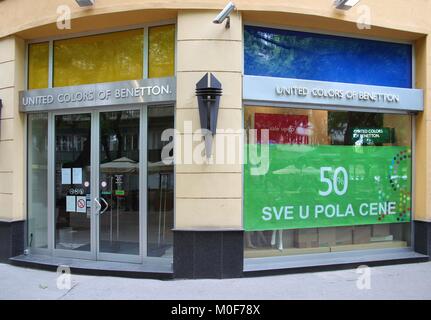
(1, 262, 431, 300)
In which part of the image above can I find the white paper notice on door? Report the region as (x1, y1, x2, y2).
(61, 168, 71, 185)
(66, 196, 76, 212)
(72, 168, 82, 185)
(76, 196, 86, 213)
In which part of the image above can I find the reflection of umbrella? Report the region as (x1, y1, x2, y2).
(148, 158, 174, 173)
(100, 157, 138, 173)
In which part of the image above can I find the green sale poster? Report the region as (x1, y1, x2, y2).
(244, 144, 412, 231)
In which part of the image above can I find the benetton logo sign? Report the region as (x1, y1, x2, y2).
(243, 75, 424, 112)
(275, 86, 401, 104)
(19, 77, 176, 112)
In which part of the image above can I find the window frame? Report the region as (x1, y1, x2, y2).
(241, 23, 417, 256)
(25, 19, 177, 90)
(241, 103, 417, 261)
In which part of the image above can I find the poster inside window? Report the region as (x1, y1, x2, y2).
(244, 106, 412, 258)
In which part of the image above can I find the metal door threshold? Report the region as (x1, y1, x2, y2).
(10, 254, 173, 279)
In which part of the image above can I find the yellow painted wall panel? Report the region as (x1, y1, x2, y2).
(425, 120, 431, 221)
(175, 133, 243, 173)
(414, 36, 430, 221)
(0, 193, 14, 221)
(0, 37, 15, 63)
(175, 198, 242, 228)
(11, 119, 25, 221)
(176, 108, 242, 133)
(175, 10, 243, 228)
(0, 172, 13, 194)
(28, 42, 49, 89)
(0, 88, 15, 120)
(0, 61, 15, 89)
(53, 29, 144, 87)
(148, 24, 175, 78)
(177, 10, 242, 41)
(0, 141, 15, 172)
(1, 1, 430, 39)
(176, 173, 242, 198)
(417, 119, 431, 221)
(176, 40, 242, 72)
(0, 119, 14, 141)
(176, 162, 242, 174)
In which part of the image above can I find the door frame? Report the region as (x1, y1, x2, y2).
(95, 105, 145, 263)
(49, 104, 147, 263)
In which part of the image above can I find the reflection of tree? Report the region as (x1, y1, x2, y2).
(54, 30, 144, 86)
(244, 26, 412, 87)
(149, 25, 175, 77)
(100, 112, 140, 163)
(56, 115, 91, 168)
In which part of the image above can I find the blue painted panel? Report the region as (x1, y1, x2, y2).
(244, 25, 412, 88)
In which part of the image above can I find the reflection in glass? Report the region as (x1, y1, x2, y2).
(28, 114, 48, 249)
(147, 106, 174, 257)
(244, 106, 412, 259)
(99, 110, 140, 255)
(55, 114, 91, 251)
(28, 42, 49, 90)
(244, 25, 412, 88)
(148, 25, 175, 78)
(53, 29, 144, 87)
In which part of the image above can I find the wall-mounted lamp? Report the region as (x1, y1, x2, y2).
(196, 73, 222, 158)
(213, 2, 236, 29)
(334, 0, 360, 10)
(75, 0, 95, 7)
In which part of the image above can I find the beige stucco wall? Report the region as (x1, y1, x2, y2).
(175, 10, 243, 229)
(0, 36, 25, 222)
(0, 0, 430, 39)
(414, 36, 431, 222)
(0, 0, 429, 227)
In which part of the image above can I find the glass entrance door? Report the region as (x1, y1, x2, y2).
(52, 106, 173, 262)
(53, 110, 141, 262)
(97, 110, 141, 260)
(54, 113, 92, 255)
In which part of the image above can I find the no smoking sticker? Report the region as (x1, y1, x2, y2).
(76, 196, 86, 213)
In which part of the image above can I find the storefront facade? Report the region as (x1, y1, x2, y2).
(0, 0, 430, 279)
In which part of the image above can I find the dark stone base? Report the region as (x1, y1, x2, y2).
(173, 229, 244, 279)
(0, 220, 25, 263)
(414, 220, 431, 258)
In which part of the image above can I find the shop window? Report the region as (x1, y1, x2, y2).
(147, 106, 174, 257)
(27, 113, 48, 249)
(244, 25, 412, 88)
(244, 106, 412, 258)
(27, 25, 176, 89)
(148, 24, 175, 78)
(28, 42, 49, 90)
(53, 29, 144, 87)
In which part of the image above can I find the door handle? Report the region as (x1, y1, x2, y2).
(94, 198, 102, 213)
(100, 197, 109, 215)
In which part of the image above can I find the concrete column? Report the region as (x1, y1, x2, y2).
(173, 10, 244, 278)
(0, 36, 26, 261)
(414, 35, 431, 257)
